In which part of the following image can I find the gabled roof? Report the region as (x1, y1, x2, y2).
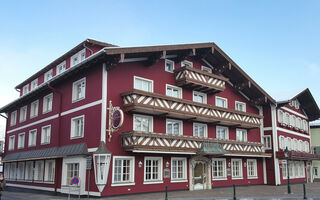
(277, 88, 320, 121)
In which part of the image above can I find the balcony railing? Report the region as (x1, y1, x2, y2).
(120, 131, 271, 157)
(121, 89, 262, 129)
(174, 66, 228, 93)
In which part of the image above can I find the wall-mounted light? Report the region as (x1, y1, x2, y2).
(166, 161, 170, 168)
(228, 162, 231, 168)
(138, 161, 143, 168)
(244, 162, 247, 168)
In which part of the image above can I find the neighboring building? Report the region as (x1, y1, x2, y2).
(310, 121, 320, 181)
(0, 39, 319, 197)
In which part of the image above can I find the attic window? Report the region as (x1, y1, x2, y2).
(201, 66, 212, 73)
(71, 49, 86, 67)
(181, 60, 193, 68)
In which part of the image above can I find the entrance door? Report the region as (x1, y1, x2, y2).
(193, 162, 205, 190)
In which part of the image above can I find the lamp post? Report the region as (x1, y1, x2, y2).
(284, 147, 291, 194)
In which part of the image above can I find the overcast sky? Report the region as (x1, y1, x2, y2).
(1, 0, 320, 140)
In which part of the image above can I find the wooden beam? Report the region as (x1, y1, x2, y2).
(250, 96, 268, 105)
(144, 52, 162, 66)
(234, 81, 251, 91)
(120, 53, 125, 63)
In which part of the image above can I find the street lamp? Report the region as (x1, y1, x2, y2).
(284, 147, 291, 194)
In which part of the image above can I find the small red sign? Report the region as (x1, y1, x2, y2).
(112, 108, 124, 129)
(71, 177, 79, 185)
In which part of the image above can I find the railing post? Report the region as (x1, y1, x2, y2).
(303, 183, 307, 199)
(233, 184, 236, 200)
(165, 185, 168, 200)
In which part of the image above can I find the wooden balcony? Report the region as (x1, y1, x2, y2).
(120, 131, 271, 157)
(121, 89, 262, 129)
(174, 66, 228, 93)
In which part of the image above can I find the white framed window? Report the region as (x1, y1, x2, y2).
(278, 110, 284, 123)
(305, 141, 309, 152)
(193, 91, 207, 104)
(44, 160, 55, 183)
(171, 157, 187, 182)
(216, 96, 228, 108)
(17, 162, 25, 180)
(22, 84, 29, 95)
(286, 137, 292, 150)
(43, 93, 53, 114)
(72, 78, 86, 102)
(296, 118, 301, 129)
(25, 161, 34, 181)
(263, 135, 272, 149)
(8, 135, 15, 150)
(70, 49, 86, 67)
(293, 138, 298, 151)
(236, 129, 247, 142)
(44, 69, 53, 82)
(165, 59, 175, 72)
(133, 114, 153, 132)
(166, 119, 183, 136)
(216, 126, 229, 140)
(4, 163, 10, 179)
(28, 129, 37, 147)
(66, 163, 79, 185)
(70, 115, 85, 139)
(282, 162, 287, 179)
(193, 123, 207, 138)
(30, 100, 39, 118)
(9, 162, 17, 180)
(112, 156, 135, 185)
(41, 125, 51, 144)
(290, 115, 295, 127)
(212, 158, 227, 180)
(31, 79, 38, 91)
(19, 106, 27, 122)
(56, 61, 66, 75)
(181, 60, 193, 67)
(134, 76, 153, 92)
(18, 133, 25, 149)
(34, 160, 44, 182)
(201, 66, 212, 73)
(10, 110, 17, 126)
(144, 157, 163, 184)
(231, 159, 243, 179)
(298, 140, 303, 152)
(279, 136, 285, 150)
(303, 120, 308, 132)
(247, 159, 258, 179)
(284, 113, 290, 125)
(235, 101, 246, 112)
(166, 84, 182, 99)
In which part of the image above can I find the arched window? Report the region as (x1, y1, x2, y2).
(290, 115, 294, 126)
(297, 118, 301, 129)
(285, 113, 290, 125)
(278, 110, 284, 123)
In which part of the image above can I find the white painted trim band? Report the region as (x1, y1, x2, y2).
(277, 127, 310, 138)
(61, 99, 102, 116)
(132, 150, 196, 155)
(263, 127, 273, 131)
(7, 183, 55, 191)
(224, 154, 272, 158)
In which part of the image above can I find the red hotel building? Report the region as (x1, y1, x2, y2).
(0, 39, 319, 197)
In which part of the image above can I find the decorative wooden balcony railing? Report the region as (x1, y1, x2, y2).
(120, 131, 271, 157)
(121, 89, 262, 129)
(174, 66, 228, 93)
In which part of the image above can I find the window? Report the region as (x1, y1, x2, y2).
(112, 156, 135, 185)
(43, 93, 53, 113)
(44, 160, 55, 182)
(166, 119, 183, 136)
(201, 66, 212, 73)
(236, 129, 247, 142)
(166, 84, 182, 99)
(9, 163, 17, 180)
(193, 91, 207, 104)
(56, 61, 66, 74)
(30, 100, 39, 118)
(72, 78, 86, 102)
(278, 110, 284, 123)
(70, 49, 86, 67)
(94, 154, 111, 184)
(305, 141, 309, 152)
(41, 125, 51, 144)
(193, 123, 207, 138)
(297, 118, 301, 129)
(231, 159, 243, 179)
(18, 133, 25, 149)
(17, 162, 25, 180)
(28, 129, 37, 147)
(216, 96, 228, 108)
(282, 162, 287, 179)
(284, 113, 290, 125)
(34, 160, 44, 181)
(293, 116, 297, 128)
(4, 163, 10, 179)
(134, 76, 153, 92)
(44, 69, 53, 82)
(315, 167, 318, 177)
(181, 60, 193, 67)
(31, 79, 38, 90)
(19, 106, 27, 122)
(290, 115, 295, 127)
(10, 111, 17, 126)
(133, 114, 153, 132)
(144, 157, 163, 183)
(8, 135, 15, 150)
(247, 159, 258, 178)
(22, 84, 29, 95)
(66, 163, 79, 185)
(171, 157, 187, 182)
(165, 59, 175, 72)
(212, 158, 226, 179)
(235, 101, 246, 112)
(287, 137, 292, 150)
(263, 135, 272, 149)
(293, 139, 298, 151)
(216, 126, 229, 140)
(71, 116, 85, 139)
(303, 120, 308, 132)
(25, 161, 34, 181)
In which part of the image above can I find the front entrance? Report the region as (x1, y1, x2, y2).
(189, 156, 211, 190)
(193, 162, 205, 190)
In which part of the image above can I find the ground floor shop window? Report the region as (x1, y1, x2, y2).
(17, 162, 25, 180)
(44, 160, 55, 182)
(247, 159, 258, 178)
(112, 156, 135, 185)
(66, 163, 79, 185)
(282, 161, 305, 179)
(9, 163, 16, 180)
(212, 158, 226, 180)
(171, 157, 187, 182)
(34, 160, 44, 181)
(25, 161, 34, 181)
(231, 159, 243, 179)
(144, 157, 163, 183)
(4, 163, 10, 179)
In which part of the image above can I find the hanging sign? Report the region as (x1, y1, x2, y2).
(112, 107, 124, 130)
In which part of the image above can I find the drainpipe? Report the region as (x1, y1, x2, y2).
(83, 43, 93, 56)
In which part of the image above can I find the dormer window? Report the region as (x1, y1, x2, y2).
(201, 66, 212, 73)
(56, 61, 66, 75)
(22, 84, 29, 95)
(181, 60, 193, 68)
(44, 69, 53, 82)
(165, 59, 174, 72)
(31, 79, 38, 90)
(71, 49, 86, 67)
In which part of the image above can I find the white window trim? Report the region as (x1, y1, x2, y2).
(171, 157, 187, 183)
(111, 156, 135, 186)
(263, 135, 272, 150)
(72, 77, 86, 103)
(201, 65, 212, 73)
(70, 115, 85, 139)
(8, 135, 15, 151)
(193, 122, 208, 138)
(17, 132, 25, 149)
(28, 129, 37, 147)
(10, 110, 17, 126)
(235, 101, 246, 112)
(31, 79, 38, 90)
(215, 96, 228, 108)
(181, 60, 193, 67)
(56, 60, 66, 75)
(70, 49, 86, 67)
(231, 159, 243, 179)
(44, 159, 55, 183)
(30, 100, 39, 119)
(19, 106, 27, 122)
(22, 84, 29, 95)
(133, 76, 154, 92)
(247, 159, 258, 179)
(42, 93, 53, 114)
(216, 126, 229, 140)
(133, 114, 153, 133)
(143, 156, 163, 184)
(193, 91, 207, 104)
(236, 128, 247, 142)
(165, 59, 175, 73)
(41, 125, 51, 145)
(44, 69, 53, 82)
(166, 118, 183, 136)
(166, 84, 182, 99)
(212, 158, 227, 180)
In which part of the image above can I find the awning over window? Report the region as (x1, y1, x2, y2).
(198, 142, 227, 155)
(3, 143, 88, 162)
(276, 150, 320, 161)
